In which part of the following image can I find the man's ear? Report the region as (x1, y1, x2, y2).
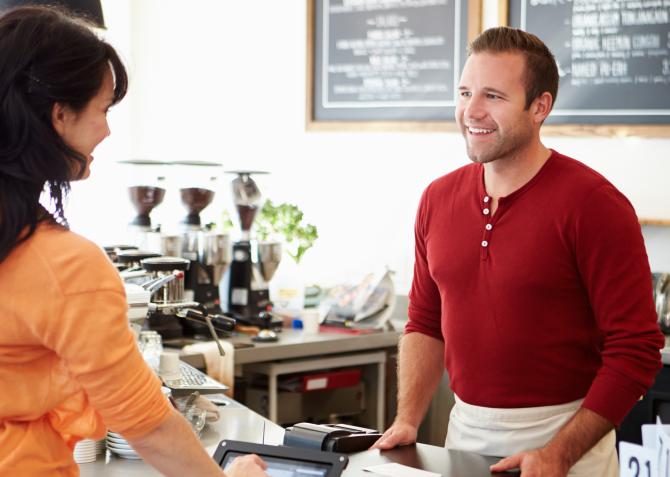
(531, 92, 553, 124)
(51, 102, 72, 136)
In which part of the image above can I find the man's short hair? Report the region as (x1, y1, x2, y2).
(469, 27, 559, 111)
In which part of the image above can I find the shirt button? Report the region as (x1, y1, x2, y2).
(485, 224, 493, 231)
(483, 208, 489, 215)
(481, 240, 488, 247)
(483, 196, 490, 203)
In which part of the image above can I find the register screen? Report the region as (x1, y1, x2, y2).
(222, 451, 330, 477)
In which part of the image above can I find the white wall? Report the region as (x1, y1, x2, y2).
(66, 0, 670, 292)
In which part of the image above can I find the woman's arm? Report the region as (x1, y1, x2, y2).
(127, 408, 268, 477)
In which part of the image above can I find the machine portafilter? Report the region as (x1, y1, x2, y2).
(139, 256, 236, 346)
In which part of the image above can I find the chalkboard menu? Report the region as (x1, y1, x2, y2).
(307, 0, 480, 127)
(508, 0, 670, 125)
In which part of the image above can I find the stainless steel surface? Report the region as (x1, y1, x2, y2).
(228, 327, 402, 365)
(120, 268, 151, 284)
(142, 272, 185, 304)
(78, 396, 284, 477)
(143, 273, 177, 295)
(148, 301, 200, 311)
(257, 241, 282, 282)
(199, 232, 231, 283)
(78, 393, 505, 477)
(655, 273, 670, 332)
(160, 234, 183, 257)
(181, 231, 200, 261)
(181, 231, 231, 283)
(662, 336, 670, 365)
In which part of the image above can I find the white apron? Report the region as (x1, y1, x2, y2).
(445, 395, 618, 477)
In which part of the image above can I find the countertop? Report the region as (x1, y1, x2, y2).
(229, 326, 402, 365)
(78, 393, 507, 476)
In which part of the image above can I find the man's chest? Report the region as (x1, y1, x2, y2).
(423, 195, 579, 297)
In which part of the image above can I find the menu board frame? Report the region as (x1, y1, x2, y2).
(306, 0, 482, 132)
(501, 0, 670, 137)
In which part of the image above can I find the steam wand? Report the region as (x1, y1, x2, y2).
(176, 305, 236, 357)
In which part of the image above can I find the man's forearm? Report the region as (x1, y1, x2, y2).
(128, 409, 225, 477)
(395, 332, 445, 428)
(543, 407, 614, 470)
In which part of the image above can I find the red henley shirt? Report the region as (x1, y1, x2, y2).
(407, 149, 664, 426)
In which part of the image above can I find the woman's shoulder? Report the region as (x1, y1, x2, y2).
(27, 224, 123, 295)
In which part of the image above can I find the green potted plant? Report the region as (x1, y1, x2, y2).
(254, 200, 318, 315)
(254, 200, 318, 264)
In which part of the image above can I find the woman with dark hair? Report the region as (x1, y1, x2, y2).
(0, 6, 268, 477)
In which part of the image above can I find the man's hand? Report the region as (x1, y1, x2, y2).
(490, 447, 569, 477)
(226, 454, 269, 477)
(489, 407, 613, 476)
(370, 421, 418, 450)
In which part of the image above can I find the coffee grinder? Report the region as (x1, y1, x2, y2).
(224, 171, 283, 338)
(174, 162, 231, 336)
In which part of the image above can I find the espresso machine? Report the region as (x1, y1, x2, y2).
(223, 171, 283, 336)
(140, 256, 235, 342)
(142, 256, 193, 339)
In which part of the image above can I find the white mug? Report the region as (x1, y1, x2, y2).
(158, 351, 180, 381)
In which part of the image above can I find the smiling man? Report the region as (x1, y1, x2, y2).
(372, 27, 664, 476)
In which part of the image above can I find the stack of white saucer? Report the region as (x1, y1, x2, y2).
(73, 439, 98, 464)
(106, 431, 141, 460)
(95, 438, 106, 456)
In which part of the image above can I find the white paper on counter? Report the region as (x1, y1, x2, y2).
(363, 462, 441, 477)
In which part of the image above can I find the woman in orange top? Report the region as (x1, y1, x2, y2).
(0, 6, 268, 477)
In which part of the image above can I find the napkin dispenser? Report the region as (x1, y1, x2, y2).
(283, 422, 382, 453)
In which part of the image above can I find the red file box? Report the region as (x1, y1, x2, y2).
(301, 368, 361, 392)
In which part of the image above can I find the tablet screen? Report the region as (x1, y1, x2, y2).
(222, 451, 331, 477)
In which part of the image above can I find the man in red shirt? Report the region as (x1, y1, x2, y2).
(372, 27, 664, 476)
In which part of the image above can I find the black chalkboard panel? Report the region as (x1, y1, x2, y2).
(309, 0, 477, 124)
(508, 0, 670, 125)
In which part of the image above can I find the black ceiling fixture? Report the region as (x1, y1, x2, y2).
(0, 0, 105, 28)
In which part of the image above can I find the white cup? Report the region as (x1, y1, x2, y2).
(158, 351, 180, 381)
(301, 309, 321, 335)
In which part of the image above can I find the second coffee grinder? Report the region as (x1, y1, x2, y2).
(174, 162, 231, 337)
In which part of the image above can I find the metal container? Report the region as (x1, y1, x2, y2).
(654, 273, 670, 333)
(140, 256, 190, 304)
(258, 241, 282, 282)
(160, 234, 184, 258)
(198, 232, 231, 283)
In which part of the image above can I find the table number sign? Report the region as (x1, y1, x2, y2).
(620, 418, 670, 477)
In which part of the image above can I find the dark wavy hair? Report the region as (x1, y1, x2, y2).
(0, 5, 127, 262)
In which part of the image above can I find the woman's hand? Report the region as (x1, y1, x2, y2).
(226, 454, 270, 477)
